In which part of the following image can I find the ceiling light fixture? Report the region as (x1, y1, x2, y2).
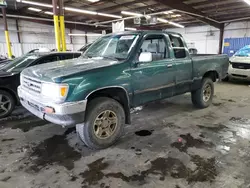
(65, 7, 97, 15)
(44, 11, 53, 15)
(87, 0, 100, 2)
(17, 0, 53, 8)
(164, 11, 174, 14)
(28, 7, 42, 12)
(157, 18, 184, 28)
(171, 14, 181, 18)
(125, 27, 137, 31)
(17, 0, 121, 18)
(243, 0, 250, 5)
(97, 12, 122, 19)
(168, 21, 185, 28)
(157, 18, 169, 23)
(121, 11, 143, 17)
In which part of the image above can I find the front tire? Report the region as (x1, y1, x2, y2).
(77, 97, 125, 150)
(191, 78, 214, 108)
(0, 90, 15, 119)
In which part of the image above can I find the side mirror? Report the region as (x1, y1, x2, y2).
(139, 52, 152, 63)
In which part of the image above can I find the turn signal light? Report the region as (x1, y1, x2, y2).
(60, 87, 68, 97)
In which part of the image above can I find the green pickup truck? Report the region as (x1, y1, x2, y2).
(18, 31, 229, 149)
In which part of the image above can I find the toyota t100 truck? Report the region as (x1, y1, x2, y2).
(18, 31, 229, 149)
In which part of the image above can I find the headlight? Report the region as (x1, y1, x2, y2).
(41, 83, 69, 102)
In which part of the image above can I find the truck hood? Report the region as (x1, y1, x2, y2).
(22, 57, 118, 82)
(230, 56, 250, 64)
(0, 70, 17, 78)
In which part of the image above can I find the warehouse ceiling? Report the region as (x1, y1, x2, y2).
(4, 0, 250, 31)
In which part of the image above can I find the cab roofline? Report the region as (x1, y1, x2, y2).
(104, 30, 182, 37)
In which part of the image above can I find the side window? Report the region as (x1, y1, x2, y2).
(60, 54, 74, 60)
(38, 55, 60, 64)
(139, 35, 169, 61)
(61, 53, 81, 60)
(169, 34, 187, 59)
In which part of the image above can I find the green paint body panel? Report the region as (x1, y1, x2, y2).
(22, 31, 229, 108)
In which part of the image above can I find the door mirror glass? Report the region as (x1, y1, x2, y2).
(139, 52, 152, 62)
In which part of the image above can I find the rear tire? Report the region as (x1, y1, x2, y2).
(77, 97, 125, 150)
(0, 90, 15, 119)
(191, 78, 214, 109)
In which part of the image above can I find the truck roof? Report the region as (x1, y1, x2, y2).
(108, 30, 182, 36)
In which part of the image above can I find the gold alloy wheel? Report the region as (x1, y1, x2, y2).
(93, 110, 118, 139)
(203, 84, 212, 102)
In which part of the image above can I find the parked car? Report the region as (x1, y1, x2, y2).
(0, 51, 81, 119)
(18, 31, 229, 149)
(0, 59, 11, 69)
(0, 55, 10, 67)
(79, 43, 92, 53)
(227, 45, 250, 80)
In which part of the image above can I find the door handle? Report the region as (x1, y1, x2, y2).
(167, 64, 173, 68)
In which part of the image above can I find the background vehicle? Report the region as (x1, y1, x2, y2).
(0, 55, 11, 68)
(0, 51, 81, 119)
(27, 48, 51, 54)
(0, 59, 11, 69)
(18, 31, 229, 149)
(228, 45, 250, 80)
(79, 43, 92, 53)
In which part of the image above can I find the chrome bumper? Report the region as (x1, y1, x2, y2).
(18, 86, 87, 127)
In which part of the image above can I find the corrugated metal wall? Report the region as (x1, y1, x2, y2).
(0, 43, 77, 57)
(223, 37, 250, 57)
(0, 43, 22, 57)
(0, 18, 101, 57)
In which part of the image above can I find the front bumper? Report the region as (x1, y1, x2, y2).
(228, 64, 250, 80)
(18, 86, 87, 127)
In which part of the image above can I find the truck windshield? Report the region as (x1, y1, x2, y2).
(1, 54, 38, 73)
(84, 34, 139, 60)
(235, 45, 250, 57)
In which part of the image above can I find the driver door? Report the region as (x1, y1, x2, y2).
(131, 34, 176, 106)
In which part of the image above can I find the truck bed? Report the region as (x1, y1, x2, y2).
(191, 54, 229, 80)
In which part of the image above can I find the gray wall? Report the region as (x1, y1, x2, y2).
(0, 18, 100, 57)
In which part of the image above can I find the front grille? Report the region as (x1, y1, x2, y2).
(232, 63, 250, 69)
(22, 76, 42, 94)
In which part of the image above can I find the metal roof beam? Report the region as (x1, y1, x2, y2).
(154, 0, 223, 29)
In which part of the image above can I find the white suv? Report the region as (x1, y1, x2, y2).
(228, 45, 250, 80)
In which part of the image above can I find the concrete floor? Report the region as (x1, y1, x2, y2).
(0, 81, 250, 188)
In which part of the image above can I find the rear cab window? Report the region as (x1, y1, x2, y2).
(169, 34, 187, 59)
(38, 55, 60, 64)
(60, 53, 81, 60)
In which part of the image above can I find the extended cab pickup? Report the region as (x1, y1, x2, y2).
(18, 31, 229, 149)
